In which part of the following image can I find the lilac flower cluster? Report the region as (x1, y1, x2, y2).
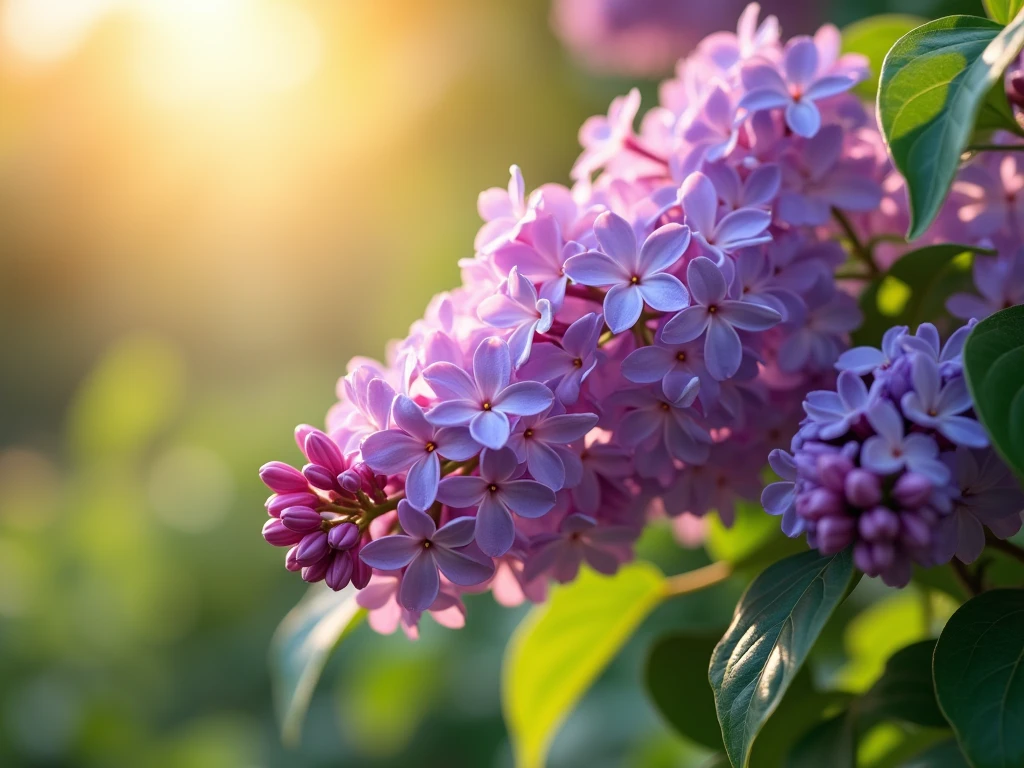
(259, 4, 902, 637)
(764, 321, 1024, 587)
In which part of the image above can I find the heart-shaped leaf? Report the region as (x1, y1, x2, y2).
(842, 14, 926, 99)
(503, 562, 665, 768)
(270, 584, 365, 746)
(984, 0, 1024, 25)
(963, 305, 1024, 478)
(709, 549, 856, 768)
(645, 634, 725, 750)
(877, 14, 1024, 239)
(900, 739, 971, 768)
(862, 639, 946, 728)
(933, 589, 1024, 768)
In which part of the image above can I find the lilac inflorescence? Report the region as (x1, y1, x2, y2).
(259, 4, 907, 638)
(764, 321, 1024, 587)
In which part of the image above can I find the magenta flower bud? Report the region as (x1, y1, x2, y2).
(303, 463, 338, 492)
(816, 516, 855, 554)
(853, 542, 877, 576)
(858, 507, 899, 541)
(801, 488, 842, 521)
(893, 473, 932, 509)
(328, 522, 360, 550)
(295, 531, 330, 566)
(267, 491, 320, 518)
(900, 511, 931, 549)
(301, 553, 331, 583)
(281, 506, 324, 533)
(304, 431, 345, 474)
(285, 546, 302, 572)
(351, 552, 372, 589)
(259, 461, 308, 494)
(816, 454, 852, 492)
(325, 551, 354, 591)
(872, 541, 895, 571)
(845, 469, 882, 508)
(294, 423, 316, 453)
(262, 518, 303, 547)
(338, 469, 362, 493)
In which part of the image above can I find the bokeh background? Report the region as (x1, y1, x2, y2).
(0, 0, 980, 766)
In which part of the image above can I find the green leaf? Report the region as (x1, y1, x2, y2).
(786, 713, 857, 768)
(853, 244, 990, 348)
(877, 14, 1024, 239)
(269, 584, 365, 746)
(963, 304, 1024, 478)
(709, 549, 856, 768)
(843, 15, 926, 99)
(503, 562, 665, 768)
(933, 589, 1024, 768)
(862, 640, 946, 728)
(645, 634, 724, 750)
(899, 739, 970, 768)
(984, 0, 1024, 25)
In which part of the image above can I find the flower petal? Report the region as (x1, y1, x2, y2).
(661, 306, 711, 344)
(432, 516, 478, 548)
(475, 494, 516, 556)
(603, 283, 645, 333)
(404, 453, 441, 511)
(398, 551, 440, 612)
(398, 499, 436, 538)
(492, 380, 555, 416)
(621, 345, 676, 384)
(359, 534, 422, 571)
(360, 429, 422, 474)
(703, 318, 743, 380)
(425, 399, 480, 427)
(638, 223, 690, 275)
(639, 273, 690, 312)
(536, 413, 600, 443)
(435, 475, 488, 508)
(718, 299, 781, 331)
(563, 251, 630, 287)
(474, 337, 512, 401)
(422, 362, 478, 401)
(433, 546, 495, 586)
(785, 100, 821, 137)
(593, 211, 638, 270)
(680, 172, 719, 236)
(499, 480, 557, 519)
(390, 395, 434, 442)
(470, 408, 512, 450)
(687, 256, 728, 306)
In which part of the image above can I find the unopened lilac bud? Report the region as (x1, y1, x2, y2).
(263, 518, 303, 547)
(858, 507, 899, 541)
(325, 551, 354, 591)
(893, 473, 932, 509)
(816, 516, 855, 554)
(281, 506, 324, 533)
(259, 461, 308, 494)
(801, 488, 843, 521)
(328, 522, 360, 550)
(267, 491, 320, 518)
(296, 531, 330, 566)
(303, 463, 338, 492)
(338, 469, 362, 493)
(294, 424, 316, 452)
(845, 469, 882, 508)
(872, 541, 895, 571)
(900, 511, 931, 549)
(817, 454, 852, 492)
(285, 546, 302, 572)
(301, 553, 331, 583)
(304, 431, 345, 474)
(352, 552, 372, 589)
(853, 542, 878, 576)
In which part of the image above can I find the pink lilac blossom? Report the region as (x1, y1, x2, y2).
(765, 321, 1024, 587)
(257, 4, 937, 635)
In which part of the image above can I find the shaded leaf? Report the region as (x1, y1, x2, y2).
(843, 14, 926, 99)
(709, 548, 856, 768)
(878, 14, 1024, 239)
(786, 713, 856, 768)
(645, 634, 724, 750)
(963, 305, 1024, 478)
(503, 562, 665, 768)
(899, 738, 970, 768)
(270, 584, 365, 746)
(863, 640, 946, 728)
(933, 589, 1024, 768)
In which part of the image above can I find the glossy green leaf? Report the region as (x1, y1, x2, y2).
(984, 0, 1024, 25)
(963, 305, 1024, 478)
(503, 562, 665, 768)
(899, 739, 970, 768)
(863, 640, 946, 728)
(933, 589, 1024, 768)
(709, 549, 856, 768)
(853, 244, 990, 347)
(645, 634, 724, 750)
(786, 713, 856, 768)
(269, 584, 365, 746)
(843, 15, 926, 99)
(877, 14, 1024, 239)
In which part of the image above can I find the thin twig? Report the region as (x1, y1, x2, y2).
(950, 559, 981, 597)
(663, 561, 732, 598)
(832, 207, 880, 277)
(985, 533, 1024, 565)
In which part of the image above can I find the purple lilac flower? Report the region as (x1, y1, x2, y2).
(476, 164, 529, 254)
(572, 87, 641, 180)
(621, 338, 719, 405)
(494, 213, 581, 307)
(564, 212, 691, 333)
(662, 256, 781, 380)
(361, 395, 479, 510)
(739, 36, 857, 137)
(436, 448, 557, 557)
(900, 355, 988, 448)
(836, 325, 908, 375)
(947, 252, 1024, 320)
(616, 380, 711, 466)
(423, 337, 554, 450)
(677, 172, 772, 264)
(523, 514, 634, 583)
(359, 502, 494, 611)
(802, 370, 872, 440)
(478, 266, 555, 367)
(522, 312, 603, 404)
(507, 407, 599, 490)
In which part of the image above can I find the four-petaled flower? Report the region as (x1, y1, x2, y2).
(478, 266, 555, 368)
(861, 401, 950, 486)
(359, 501, 495, 612)
(678, 172, 773, 264)
(521, 313, 603, 404)
(572, 87, 641, 180)
(662, 256, 781, 380)
(900, 354, 988, 448)
(564, 211, 691, 333)
(424, 337, 554, 450)
(507, 406, 599, 490)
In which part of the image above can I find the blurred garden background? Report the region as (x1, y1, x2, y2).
(0, 0, 984, 765)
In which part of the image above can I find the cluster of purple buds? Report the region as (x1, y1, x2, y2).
(256, 4, 937, 637)
(764, 321, 1024, 587)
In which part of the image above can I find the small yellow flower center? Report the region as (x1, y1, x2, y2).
(708, 305, 718, 314)
(423, 540, 432, 549)
(630, 275, 640, 284)
(488, 484, 499, 493)
(659, 402, 671, 411)
(524, 429, 534, 439)
(676, 352, 686, 362)
(425, 441, 437, 453)
(573, 357, 584, 368)
(482, 402, 492, 411)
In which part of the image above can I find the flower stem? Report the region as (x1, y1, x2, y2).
(950, 559, 982, 597)
(662, 561, 732, 598)
(624, 136, 669, 166)
(832, 207, 879, 277)
(985, 533, 1024, 565)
